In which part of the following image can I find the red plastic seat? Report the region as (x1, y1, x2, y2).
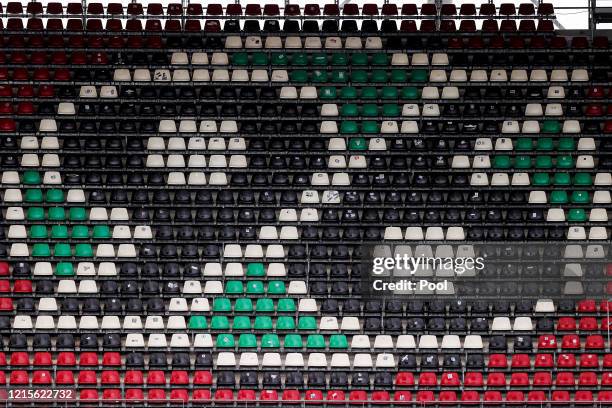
(87, 3, 104, 14)
(362, 3, 378, 15)
(78, 370, 98, 385)
(187, 4, 202, 15)
(533, 372, 552, 386)
(7, 19, 24, 30)
(480, 3, 496, 15)
(103, 389, 121, 401)
(395, 372, 414, 385)
(528, 391, 546, 402)
(557, 353, 577, 368)
(245, 4, 261, 15)
(464, 372, 483, 386)
(0, 298, 13, 310)
(400, 20, 417, 32)
(85, 19, 103, 31)
(420, 20, 436, 32)
(47, 2, 63, 14)
(148, 389, 166, 401)
(56, 371, 75, 384)
(538, 335, 557, 349)
(7, 2, 23, 13)
(417, 391, 435, 403)
(147, 371, 166, 385)
(192, 390, 211, 400)
(486, 373, 506, 386)
(27, 2, 43, 14)
(393, 391, 412, 402)
(10, 352, 29, 366)
(459, 20, 476, 32)
(0, 119, 15, 133)
(519, 3, 535, 15)
(125, 389, 144, 400)
(500, 3, 516, 15)
(57, 352, 76, 366)
(226, 3, 242, 15)
(80, 390, 99, 400)
(483, 391, 502, 402)
(263, 4, 279, 15)
(67, 2, 83, 13)
(282, 390, 300, 401)
(125, 371, 144, 385)
(47, 19, 64, 30)
(581, 353, 600, 368)
(164, 20, 181, 31)
(126, 20, 143, 31)
(105, 19, 123, 31)
(506, 391, 524, 402)
(418, 372, 437, 386)
(578, 371, 598, 386)
(488, 354, 508, 368)
(107, 3, 123, 14)
(127, 3, 143, 14)
(305, 390, 323, 401)
(194, 371, 212, 385)
(204, 20, 220, 32)
(440, 4, 456, 15)
(538, 3, 554, 15)
(17, 102, 34, 115)
(510, 372, 529, 386)
(371, 391, 390, 402)
(147, 3, 163, 15)
(167, 3, 183, 15)
(593, 36, 609, 48)
(170, 389, 188, 402)
(237, 390, 256, 401)
(552, 391, 570, 402)
(441, 372, 460, 386)
(145, 20, 162, 31)
(576, 391, 594, 402)
(421, 4, 436, 15)
(535, 354, 554, 368)
(170, 371, 189, 385)
(326, 390, 345, 401)
(440, 20, 456, 32)
(537, 20, 554, 32)
(185, 20, 201, 31)
(343, 4, 358, 15)
(304, 4, 319, 15)
(101, 371, 120, 385)
(482, 20, 499, 32)
(261, 389, 278, 401)
(586, 335, 605, 349)
(519, 20, 535, 31)
(0, 263, 9, 276)
(381, 4, 397, 15)
(461, 391, 480, 402)
(206, 4, 223, 15)
(401, 4, 417, 15)
(14, 280, 33, 292)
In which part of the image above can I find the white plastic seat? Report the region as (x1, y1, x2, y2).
(365, 37, 382, 49)
(391, 53, 409, 65)
(449, 69, 467, 82)
(510, 69, 528, 81)
(410, 53, 428, 65)
(469, 70, 487, 81)
(490, 69, 507, 81)
(525, 103, 543, 116)
(431, 53, 448, 65)
(344, 37, 362, 49)
(304, 37, 323, 49)
(224, 36, 242, 48)
(571, 69, 588, 81)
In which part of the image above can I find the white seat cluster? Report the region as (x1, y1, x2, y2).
(383, 226, 465, 241)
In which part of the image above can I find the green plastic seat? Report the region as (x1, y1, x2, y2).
(246, 263, 265, 277)
(311, 69, 328, 83)
(362, 121, 380, 133)
(92, 225, 111, 238)
(45, 189, 64, 203)
(210, 316, 230, 330)
(290, 70, 308, 82)
(382, 104, 400, 116)
(271, 52, 288, 65)
(390, 69, 407, 82)
(255, 298, 274, 312)
(493, 156, 512, 169)
(254, 316, 273, 330)
(27, 207, 45, 221)
(32, 243, 51, 257)
(231, 52, 248, 65)
(22, 171, 41, 184)
(381, 86, 398, 99)
(298, 316, 317, 330)
(25, 189, 43, 203)
(74, 243, 93, 257)
(251, 52, 268, 65)
(550, 191, 569, 204)
(410, 69, 428, 82)
(532, 173, 550, 186)
(341, 104, 358, 117)
(71, 225, 89, 239)
(277, 298, 296, 312)
(284, 334, 303, 348)
(371, 53, 388, 65)
(558, 137, 575, 150)
(188, 316, 207, 329)
(514, 156, 532, 169)
(238, 334, 257, 348)
(267, 281, 286, 295)
(573, 173, 592, 186)
(69, 207, 87, 221)
(351, 53, 368, 65)
(535, 138, 554, 151)
(340, 121, 359, 134)
(225, 281, 244, 294)
(216, 334, 235, 348)
(331, 53, 348, 66)
(331, 70, 348, 83)
(371, 69, 388, 83)
(542, 120, 561, 133)
(232, 316, 251, 330)
(535, 156, 553, 169)
(29, 225, 48, 238)
(567, 208, 587, 222)
(360, 87, 378, 99)
(401, 87, 419, 99)
(306, 334, 326, 348)
(276, 316, 295, 330)
(351, 70, 368, 83)
(50, 225, 69, 239)
(571, 191, 590, 204)
(515, 138, 533, 151)
(55, 262, 74, 276)
(319, 86, 337, 99)
(261, 334, 280, 348)
(291, 53, 308, 65)
(339, 86, 356, 99)
(246, 281, 264, 294)
(311, 53, 328, 65)
(556, 155, 574, 169)
(361, 104, 378, 117)
(329, 334, 349, 349)
(53, 243, 71, 257)
(553, 173, 571, 185)
(213, 298, 232, 312)
(234, 298, 253, 312)
(47, 207, 65, 221)
(349, 138, 367, 150)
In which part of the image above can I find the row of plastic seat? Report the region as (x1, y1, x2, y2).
(0, 2, 555, 17)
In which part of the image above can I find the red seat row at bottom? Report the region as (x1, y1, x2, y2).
(7, 388, 605, 403)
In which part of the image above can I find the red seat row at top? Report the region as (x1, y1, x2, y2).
(0, 2, 554, 17)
